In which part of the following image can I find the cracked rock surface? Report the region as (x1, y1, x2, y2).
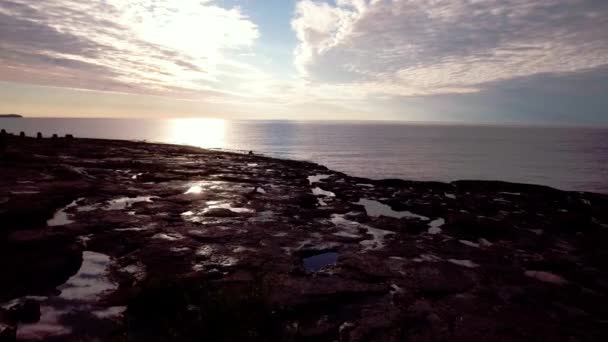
(1, 136, 608, 341)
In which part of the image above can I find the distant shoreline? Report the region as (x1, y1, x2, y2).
(0, 114, 23, 118)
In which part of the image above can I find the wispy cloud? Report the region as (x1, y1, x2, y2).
(0, 0, 260, 98)
(292, 0, 608, 96)
(0, 0, 607, 122)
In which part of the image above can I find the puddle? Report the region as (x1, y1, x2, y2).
(331, 214, 393, 250)
(333, 230, 361, 238)
(312, 187, 335, 197)
(427, 218, 445, 234)
(10, 190, 40, 195)
(444, 193, 456, 199)
(524, 270, 567, 285)
(256, 187, 266, 194)
(479, 238, 493, 247)
(152, 233, 184, 241)
(412, 254, 443, 262)
(355, 199, 429, 220)
(181, 200, 255, 219)
(47, 200, 80, 226)
(460, 238, 493, 248)
(318, 198, 328, 206)
(76, 203, 100, 212)
(356, 183, 374, 188)
(114, 227, 148, 232)
(448, 259, 479, 268)
(390, 284, 404, 296)
(106, 196, 154, 210)
(14, 251, 123, 340)
(303, 252, 338, 272)
(331, 214, 363, 239)
(185, 185, 204, 194)
(360, 227, 394, 250)
(184, 181, 225, 195)
(207, 202, 254, 214)
(59, 252, 117, 301)
(232, 246, 256, 253)
(459, 240, 480, 248)
(307, 174, 330, 185)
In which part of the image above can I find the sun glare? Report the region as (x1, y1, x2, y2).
(168, 118, 226, 149)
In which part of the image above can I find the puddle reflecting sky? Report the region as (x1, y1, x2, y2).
(303, 252, 338, 272)
(16, 251, 124, 340)
(47, 200, 79, 226)
(356, 199, 429, 220)
(106, 196, 154, 210)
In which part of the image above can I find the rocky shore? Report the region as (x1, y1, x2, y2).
(1, 134, 608, 341)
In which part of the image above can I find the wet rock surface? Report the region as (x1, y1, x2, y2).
(1, 135, 608, 341)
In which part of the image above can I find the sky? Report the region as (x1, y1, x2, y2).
(0, 0, 607, 124)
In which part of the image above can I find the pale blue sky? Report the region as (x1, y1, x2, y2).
(0, 0, 607, 124)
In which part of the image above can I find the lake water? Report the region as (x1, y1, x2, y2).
(2, 118, 608, 193)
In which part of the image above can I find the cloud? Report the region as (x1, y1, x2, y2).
(292, 0, 608, 96)
(362, 66, 608, 124)
(1, 0, 607, 123)
(0, 0, 260, 98)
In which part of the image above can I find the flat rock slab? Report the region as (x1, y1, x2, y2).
(1, 136, 608, 341)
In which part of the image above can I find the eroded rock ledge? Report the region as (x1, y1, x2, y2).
(1, 136, 608, 341)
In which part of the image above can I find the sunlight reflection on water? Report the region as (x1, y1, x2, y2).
(2, 118, 607, 192)
(167, 118, 225, 149)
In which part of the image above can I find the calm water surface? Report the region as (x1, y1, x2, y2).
(2, 118, 607, 193)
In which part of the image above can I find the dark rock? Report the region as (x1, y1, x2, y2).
(413, 264, 475, 295)
(340, 253, 395, 280)
(0, 322, 16, 342)
(445, 212, 512, 239)
(266, 275, 389, 308)
(18, 132, 25, 137)
(65, 134, 74, 139)
(7, 299, 41, 323)
(36, 132, 42, 139)
(0, 230, 83, 301)
(202, 208, 238, 217)
(51, 133, 58, 139)
(0, 136, 607, 341)
(295, 193, 317, 208)
(0, 136, 6, 154)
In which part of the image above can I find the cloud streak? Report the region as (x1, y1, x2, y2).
(292, 0, 608, 96)
(0, 0, 260, 98)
